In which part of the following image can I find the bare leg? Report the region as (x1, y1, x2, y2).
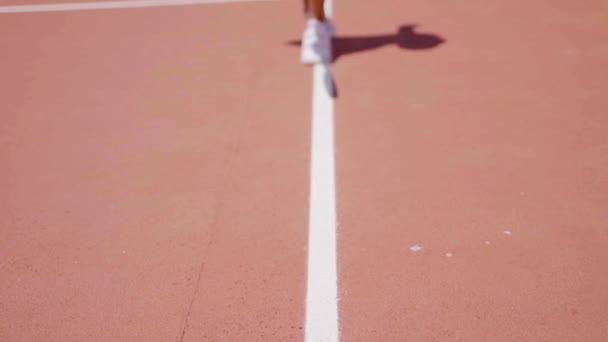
(307, 0, 325, 22)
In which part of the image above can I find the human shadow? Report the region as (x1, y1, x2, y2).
(288, 24, 445, 97)
(333, 24, 445, 61)
(288, 24, 445, 62)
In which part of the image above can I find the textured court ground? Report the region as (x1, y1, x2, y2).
(1, 1, 608, 341)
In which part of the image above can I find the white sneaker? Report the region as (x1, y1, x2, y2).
(324, 18, 336, 37)
(301, 18, 332, 64)
(303, 11, 337, 37)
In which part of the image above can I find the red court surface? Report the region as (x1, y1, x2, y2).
(2, 0, 608, 341)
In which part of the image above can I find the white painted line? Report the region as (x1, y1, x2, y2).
(305, 1, 338, 336)
(323, 0, 332, 18)
(305, 61, 339, 342)
(0, 0, 273, 13)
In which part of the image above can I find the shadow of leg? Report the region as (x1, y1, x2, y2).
(396, 25, 445, 49)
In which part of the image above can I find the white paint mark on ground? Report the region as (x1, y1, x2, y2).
(503, 230, 512, 235)
(0, 0, 273, 13)
(409, 245, 423, 252)
(305, 62, 339, 342)
(304, 0, 338, 338)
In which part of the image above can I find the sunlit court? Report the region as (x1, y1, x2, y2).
(2, 0, 608, 341)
